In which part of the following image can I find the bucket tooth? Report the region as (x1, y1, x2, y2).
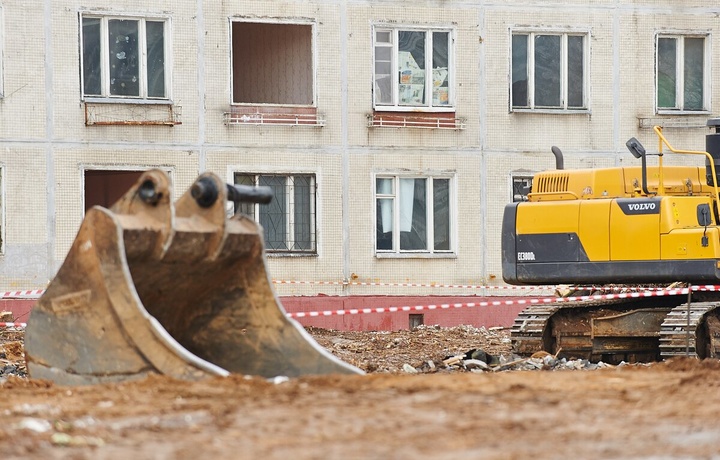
(25, 169, 361, 385)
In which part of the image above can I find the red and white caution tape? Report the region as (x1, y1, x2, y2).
(287, 287, 691, 319)
(0, 322, 26, 328)
(0, 289, 45, 299)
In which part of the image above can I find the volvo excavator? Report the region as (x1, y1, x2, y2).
(502, 119, 720, 364)
(24, 170, 361, 385)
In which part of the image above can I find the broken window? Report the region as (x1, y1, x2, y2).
(657, 35, 709, 112)
(512, 31, 587, 110)
(511, 175, 533, 202)
(231, 22, 314, 105)
(84, 169, 144, 212)
(376, 175, 453, 254)
(81, 15, 168, 100)
(373, 27, 453, 110)
(233, 173, 317, 253)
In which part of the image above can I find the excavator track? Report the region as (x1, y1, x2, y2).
(511, 294, 720, 363)
(511, 304, 562, 355)
(659, 302, 720, 359)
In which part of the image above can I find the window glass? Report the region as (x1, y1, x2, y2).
(293, 175, 313, 250)
(657, 35, 707, 112)
(567, 36, 584, 108)
(146, 21, 166, 98)
(82, 18, 102, 96)
(398, 31, 426, 106)
(373, 27, 453, 109)
(81, 15, 168, 100)
(108, 19, 139, 97)
(235, 174, 317, 254)
(259, 176, 288, 251)
(432, 32, 450, 106)
(684, 37, 704, 111)
(433, 179, 450, 251)
(511, 34, 528, 107)
(657, 37, 677, 108)
(399, 178, 427, 250)
(376, 176, 452, 254)
(534, 35, 561, 107)
(512, 32, 587, 110)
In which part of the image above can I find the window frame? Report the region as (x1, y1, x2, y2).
(229, 18, 317, 108)
(374, 173, 456, 257)
(655, 32, 711, 114)
(232, 171, 318, 256)
(510, 28, 590, 113)
(79, 12, 172, 103)
(372, 24, 455, 112)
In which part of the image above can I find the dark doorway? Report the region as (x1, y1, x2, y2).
(84, 169, 144, 212)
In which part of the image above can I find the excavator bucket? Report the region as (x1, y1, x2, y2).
(25, 170, 361, 385)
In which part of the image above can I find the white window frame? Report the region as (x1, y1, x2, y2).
(79, 12, 172, 103)
(232, 171, 318, 255)
(655, 32, 711, 114)
(372, 25, 455, 112)
(229, 18, 317, 108)
(510, 29, 590, 112)
(374, 173, 456, 257)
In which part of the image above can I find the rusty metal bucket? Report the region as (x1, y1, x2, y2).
(25, 170, 361, 385)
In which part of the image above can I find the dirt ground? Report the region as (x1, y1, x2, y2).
(2, 325, 720, 459)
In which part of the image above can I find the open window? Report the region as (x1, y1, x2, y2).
(84, 169, 145, 212)
(511, 174, 534, 202)
(227, 20, 322, 126)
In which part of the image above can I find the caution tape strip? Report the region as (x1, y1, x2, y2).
(0, 285, 711, 327)
(287, 287, 691, 319)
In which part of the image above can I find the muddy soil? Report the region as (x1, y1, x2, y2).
(1, 326, 720, 459)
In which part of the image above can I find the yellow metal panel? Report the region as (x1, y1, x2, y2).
(609, 201, 660, 261)
(661, 228, 720, 259)
(659, 196, 712, 234)
(516, 201, 579, 235)
(578, 200, 610, 261)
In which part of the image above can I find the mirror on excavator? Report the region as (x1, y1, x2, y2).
(25, 169, 362, 385)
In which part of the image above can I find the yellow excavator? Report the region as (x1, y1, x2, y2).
(503, 119, 720, 363)
(24, 170, 361, 385)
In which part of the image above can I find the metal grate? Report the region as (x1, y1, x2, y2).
(367, 114, 466, 130)
(224, 112, 325, 127)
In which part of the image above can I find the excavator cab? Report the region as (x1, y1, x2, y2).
(25, 170, 361, 385)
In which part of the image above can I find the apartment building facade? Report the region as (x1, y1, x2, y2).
(0, 1, 718, 323)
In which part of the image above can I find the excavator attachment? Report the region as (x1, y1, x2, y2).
(25, 170, 361, 385)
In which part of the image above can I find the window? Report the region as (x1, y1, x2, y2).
(657, 35, 709, 112)
(373, 27, 453, 110)
(84, 169, 144, 212)
(232, 22, 313, 105)
(511, 175, 533, 202)
(511, 31, 587, 110)
(375, 176, 452, 254)
(81, 15, 169, 100)
(234, 173, 316, 253)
